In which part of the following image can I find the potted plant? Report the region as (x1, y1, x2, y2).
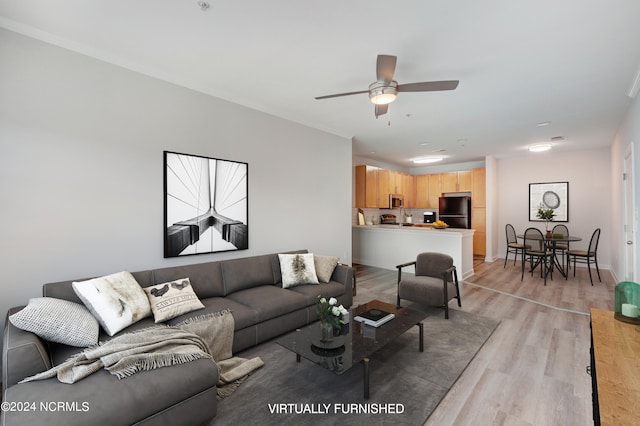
(536, 207, 556, 238)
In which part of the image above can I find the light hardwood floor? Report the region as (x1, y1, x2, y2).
(353, 258, 614, 426)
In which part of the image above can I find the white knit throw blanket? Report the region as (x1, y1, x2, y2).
(20, 326, 214, 384)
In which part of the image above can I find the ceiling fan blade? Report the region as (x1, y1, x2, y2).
(374, 104, 388, 118)
(397, 80, 459, 92)
(376, 55, 397, 82)
(315, 90, 369, 100)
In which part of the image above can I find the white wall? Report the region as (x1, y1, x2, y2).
(494, 149, 612, 269)
(0, 30, 352, 344)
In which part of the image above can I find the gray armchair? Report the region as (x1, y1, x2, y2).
(396, 252, 461, 319)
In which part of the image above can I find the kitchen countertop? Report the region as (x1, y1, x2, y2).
(353, 224, 475, 235)
(352, 224, 475, 278)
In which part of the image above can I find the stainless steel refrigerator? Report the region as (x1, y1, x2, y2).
(438, 196, 471, 229)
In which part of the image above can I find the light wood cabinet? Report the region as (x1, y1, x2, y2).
(377, 169, 390, 208)
(472, 168, 486, 207)
(457, 170, 472, 192)
(441, 171, 472, 193)
(402, 173, 415, 208)
(355, 165, 393, 208)
(440, 172, 458, 193)
(471, 168, 486, 257)
(428, 173, 441, 208)
(355, 165, 382, 208)
(415, 174, 430, 208)
(472, 206, 486, 256)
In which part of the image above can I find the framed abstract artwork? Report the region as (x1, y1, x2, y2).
(164, 151, 248, 257)
(529, 181, 568, 222)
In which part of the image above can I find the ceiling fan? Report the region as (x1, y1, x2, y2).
(315, 54, 459, 118)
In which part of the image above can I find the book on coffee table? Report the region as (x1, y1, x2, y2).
(354, 308, 395, 327)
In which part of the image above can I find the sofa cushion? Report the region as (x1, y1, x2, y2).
(278, 253, 319, 288)
(314, 255, 340, 283)
(166, 297, 258, 331)
(2, 358, 218, 426)
(220, 254, 276, 295)
(151, 262, 224, 298)
(72, 271, 152, 336)
(9, 298, 99, 347)
(143, 278, 205, 323)
(227, 286, 309, 322)
(287, 281, 347, 306)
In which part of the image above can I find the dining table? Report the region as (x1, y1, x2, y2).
(517, 232, 582, 279)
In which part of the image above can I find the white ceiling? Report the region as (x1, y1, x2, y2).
(2, 0, 640, 168)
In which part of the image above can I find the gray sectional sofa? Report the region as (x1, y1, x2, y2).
(1, 250, 353, 426)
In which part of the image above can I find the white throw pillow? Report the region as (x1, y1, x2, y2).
(9, 297, 99, 347)
(314, 255, 340, 283)
(144, 278, 205, 323)
(72, 271, 151, 336)
(279, 253, 319, 288)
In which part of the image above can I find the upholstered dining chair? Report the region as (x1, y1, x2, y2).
(396, 252, 461, 319)
(552, 224, 570, 274)
(522, 227, 553, 286)
(567, 228, 601, 285)
(504, 224, 527, 267)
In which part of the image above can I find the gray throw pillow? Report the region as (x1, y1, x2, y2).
(9, 297, 99, 347)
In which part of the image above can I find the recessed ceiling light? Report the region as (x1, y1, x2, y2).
(537, 121, 551, 127)
(419, 142, 429, 146)
(528, 143, 552, 152)
(413, 156, 445, 164)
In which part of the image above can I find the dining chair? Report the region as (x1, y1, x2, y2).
(504, 224, 527, 267)
(552, 224, 570, 275)
(521, 227, 553, 285)
(396, 252, 461, 319)
(567, 228, 601, 285)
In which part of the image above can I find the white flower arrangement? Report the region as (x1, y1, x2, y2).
(316, 296, 348, 329)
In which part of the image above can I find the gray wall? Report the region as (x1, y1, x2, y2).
(0, 29, 353, 347)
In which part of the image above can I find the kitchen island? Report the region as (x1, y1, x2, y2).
(353, 225, 475, 279)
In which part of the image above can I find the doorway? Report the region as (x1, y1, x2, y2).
(624, 143, 636, 281)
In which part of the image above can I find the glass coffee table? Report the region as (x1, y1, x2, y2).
(275, 300, 428, 399)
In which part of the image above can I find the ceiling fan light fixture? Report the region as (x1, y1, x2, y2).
(413, 156, 445, 164)
(368, 81, 398, 105)
(528, 143, 552, 152)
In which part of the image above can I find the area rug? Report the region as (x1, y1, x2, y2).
(211, 308, 499, 426)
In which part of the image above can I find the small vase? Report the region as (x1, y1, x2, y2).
(546, 230, 552, 239)
(320, 321, 334, 342)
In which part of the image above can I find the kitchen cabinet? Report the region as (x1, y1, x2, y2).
(402, 173, 414, 208)
(471, 168, 486, 256)
(457, 171, 472, 192)
(471, 206, 486, 256)
(441, 171, 472, 193)
(415, 174, 429, 208)
(428, 173, 441, 208)
(355, 165, 391, 208)
(472, 168, 486, 207)
(377, 169, 390, 208)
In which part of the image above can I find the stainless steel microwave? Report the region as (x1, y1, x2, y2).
(389, 194, 404, 208)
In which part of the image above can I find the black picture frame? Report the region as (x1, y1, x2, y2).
(529, 181, 569, 222)
(164, 150, 248, 258)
